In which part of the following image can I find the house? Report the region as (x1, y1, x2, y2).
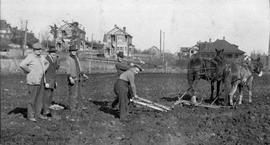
(0, 20, 38, 57)
(54, 21, 86, 51)
(0, 20, 12, 40)
(197, 37, 245, 59)
(84, 40, 105, 57)
(103, 25, 134, 57)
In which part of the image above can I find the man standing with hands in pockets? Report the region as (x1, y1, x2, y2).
(43, 45, 60, 119)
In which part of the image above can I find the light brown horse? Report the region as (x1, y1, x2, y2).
(227, 57, 263, 105)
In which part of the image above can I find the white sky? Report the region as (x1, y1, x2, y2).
(1, 0, 270, 54)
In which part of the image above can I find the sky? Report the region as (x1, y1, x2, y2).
(1, 0, 270, 54)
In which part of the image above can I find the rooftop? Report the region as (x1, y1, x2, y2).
(199, 39, 245, 54)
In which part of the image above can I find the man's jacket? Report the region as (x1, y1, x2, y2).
(115, 61, 131, 76)
(66, 55, 81, 78)
(44, 55, 59, 89)
(19, 53, 49, 85)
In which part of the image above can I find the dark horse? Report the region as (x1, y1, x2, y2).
(187, 49, 226, 102)
(227, 57, 263, 105)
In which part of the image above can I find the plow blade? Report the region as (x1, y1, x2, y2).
(130, 97, 171, 112)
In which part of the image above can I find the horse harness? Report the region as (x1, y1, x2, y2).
(199, 58, 222, 81)
(230, 62, 253, 85)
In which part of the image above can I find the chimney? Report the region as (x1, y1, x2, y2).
(223, 36, 225, 40)
(209, 38, 211, 42)
(123, 27, 126, 32)
(114, 24, 117, 28)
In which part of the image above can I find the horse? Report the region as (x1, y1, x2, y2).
(187, 49, 226, 103)
(227, 57, 263, 106)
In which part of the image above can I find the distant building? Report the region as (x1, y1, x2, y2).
(143, 46, 160, 56)
(0, 20, 38, 57)
(84, 40, 105, 57)
(0, 20, 12, 40)
(197, 37, 245, 59)
(133, 45, 160, 62)
(55, 21, 86, 51)
(103, 25, 134, 57)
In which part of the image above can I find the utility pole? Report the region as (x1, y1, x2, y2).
(91, 33, 94, 50)
(268, 0, 270, 71)
(160, 30, 162, 58)
(46, 36, 49, 49)
(163, 31, 165, 64)
(268, 32, 270, 71)
(163, 32, 166, 72)
(23, 20, 28, 56)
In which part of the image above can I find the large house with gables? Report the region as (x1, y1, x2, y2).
(103, 25, 134, 57)
(53, 21, 86, 51)
(197, 37, 245, 59)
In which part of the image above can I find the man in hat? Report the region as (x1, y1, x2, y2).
(111, 52, 134, 108)
(66, 45, 88, 121)
(43, 45, 60, 119)
(114, 65, 142, 121)
(19, 42, 49, 121)
(115, 52, 134, 76)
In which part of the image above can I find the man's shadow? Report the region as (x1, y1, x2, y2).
(8, 107, 28, 118)
(89, 100, 119, 118)
(7, 102, 68, 118)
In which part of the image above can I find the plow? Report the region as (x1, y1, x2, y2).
(130, 90, 231, 112)
(130, 96, 171, 112)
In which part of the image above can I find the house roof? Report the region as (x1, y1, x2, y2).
(106, 25, 132, 37)
(59, 21, 86, 34)
(199, 39, 245, 54)
(149, 46, 159, 52)
(0, 20, 11, 30)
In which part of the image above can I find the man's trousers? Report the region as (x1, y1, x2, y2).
(43, 88, 54, 114)
(27, 84, 44, 119)
(68, 81, 82, 113)
(114, 79, 131, 120)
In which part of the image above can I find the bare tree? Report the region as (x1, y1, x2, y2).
(49, 24, 58, 46)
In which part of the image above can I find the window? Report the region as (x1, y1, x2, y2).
(111, 35, 116, 41)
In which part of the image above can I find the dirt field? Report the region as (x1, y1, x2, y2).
(1, 73, 270, 145)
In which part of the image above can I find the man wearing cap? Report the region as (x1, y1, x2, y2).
(66, 45, 88, 121)
(19, 42, 49, 121)
(114, 65, 142, 121)
(111, 52, 134, 108)
(43, 45, 60, 119)
(115, 52, 134, 76)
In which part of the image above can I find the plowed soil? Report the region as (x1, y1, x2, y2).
(1, 73, 270, 145)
